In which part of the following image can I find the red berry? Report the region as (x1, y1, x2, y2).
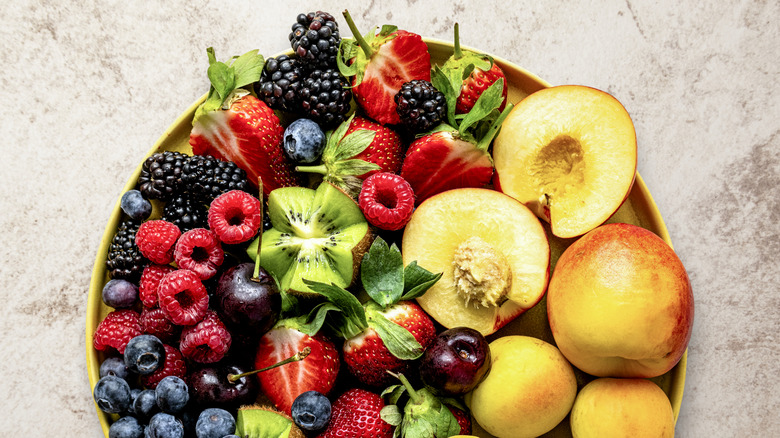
(157, 269, 209, 326)
(139, 307, 180, 345)
(135, 220, 181, 265)
(358, 172, 415, 231)
(448, 405, 472, 435)
(139, 264, 175, 308)
(207, 190, 263, 245)
(317, 388, 393, 438)
(173, 228, 224, 280)
(180, 310, 232, 363)
(93, 309, 142, 354)
(140, 344, 187, 389)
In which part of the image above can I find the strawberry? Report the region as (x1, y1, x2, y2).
(296, 114, 403, 196)
(339, 10, 431, 125)
(343, 301, 436, 387)
(189, 48, 300, 198)
(317, 388, 393, 438)
(445, 23, 508, 115)
(305, 237, 441, 388)
(254, 322, 340, 415)
(400, 79, 513, 204)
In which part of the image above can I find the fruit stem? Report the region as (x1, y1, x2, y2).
(252, 177, 264, 282)
(227, 347, 310, 382)
(342, 10, 374, 58)
(388, 371, 422, 404)
(295, 164, 329, 175)
(476, 102, 514, 152)
(453, 23, 463, 59)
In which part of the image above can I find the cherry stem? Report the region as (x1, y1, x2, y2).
(453, 23, 463, 59)
(388, 371, 422, 404)
(252, 177, 264, 282)
(227, 347, 310, 382)
(342, 9, 374, 58)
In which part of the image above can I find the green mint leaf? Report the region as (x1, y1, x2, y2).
(381, 384, 408, 405)
(401, 261, 442, 301)
(303, 280, 368, 331)
(293, 302, 341, 336)
(366, 304, 424, 360)
(231, 49, 265, 88)
(361, 238, 405, 307)
(380, 405, 403, 427)
(431, 65, 459, 127)
(458, 78, 505, 135)
(330, 159, 381, 176)
(207, 61, 234, 102)
(332, 129, 376, 162)
(337, 39, 358, 78)
(322, 114, 355, 162)
(378, 24, 399, 37)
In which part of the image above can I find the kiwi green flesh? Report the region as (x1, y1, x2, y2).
(257, 182, 369, 296)
(236, 405, 302, 438)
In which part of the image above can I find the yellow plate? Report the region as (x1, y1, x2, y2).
(86, 39, 686, 437)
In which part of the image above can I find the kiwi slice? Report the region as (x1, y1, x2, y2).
(248, 182, 371, 296)
(236, 404, 305, 438)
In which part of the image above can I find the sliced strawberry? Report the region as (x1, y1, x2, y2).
(339, 11, 431, 125)
(296, 114, 404, 196)
(254, 325, 340, 415)
(189, 48, 300, 197)
(400, 130, 493, 204)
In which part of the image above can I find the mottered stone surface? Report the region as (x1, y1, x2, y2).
(0, 0, 777, 436)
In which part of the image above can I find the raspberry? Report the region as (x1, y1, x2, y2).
(157, 269, 209, 326)
(173, 228, 224, 280)
(135, 220, 181, 265)
(139, 307, 180, 345)
(93, 309, 142, 354)
(207, 190, 263, 245)
(140, 344, 187, 389)
(179, 310, 232, 364)
(358, 173, 415, 231)
(139, 264, 176, 308)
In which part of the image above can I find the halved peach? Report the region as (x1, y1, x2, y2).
(493, 85, 637, 238)
(401, 188, 550, 336)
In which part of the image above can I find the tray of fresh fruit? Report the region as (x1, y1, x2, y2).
(86, 9, 693, 438)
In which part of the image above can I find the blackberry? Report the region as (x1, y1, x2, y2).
(257, 55, 305, 112)
(395, 80, 448, 133)
(289, 11, 341, 70)
(137, 151, 188, 201)
(299, 68, 352, 127)
(106, 219, 148, 283)
(182, 155, 250, 203)
(163, 193, 209, 232)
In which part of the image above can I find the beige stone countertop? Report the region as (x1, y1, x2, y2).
(1, 1, 777, 436)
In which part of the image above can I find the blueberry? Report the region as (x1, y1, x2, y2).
(195, 408, 236, 438)
(100, 356, 132, 381)
(94, 375, 132, 414)
(133, 389, 160, 422)
(146, 412, 184, 438)
(155, 376, 189, 414)
(121, 189, 153, 221)
(283, 118, 326, 163)
(109, 416, 144, 438)
(102, 279, 139, 308)
(290, 390, 331, 432)
(128, 388, 143, 415)
(124, 334, 165, 375)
